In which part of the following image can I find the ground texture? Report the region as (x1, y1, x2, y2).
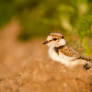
(0, 20, 92, 92)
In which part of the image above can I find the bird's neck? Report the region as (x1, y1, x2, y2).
(50, 45, 66, 54)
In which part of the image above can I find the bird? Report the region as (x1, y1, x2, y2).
(43, 32, 92, 70)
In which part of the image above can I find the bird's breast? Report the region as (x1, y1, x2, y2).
(48, 48, 79, 67)
(48, 47, 61, 62)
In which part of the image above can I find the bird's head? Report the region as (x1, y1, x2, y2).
(43, 33, 66, 48)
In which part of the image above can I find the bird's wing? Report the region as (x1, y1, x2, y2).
(79, 55, 92, 70)
(59, 46, 80, 57)
(79, 55, 92, 62)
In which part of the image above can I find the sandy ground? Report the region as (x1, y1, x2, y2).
(0, 20, 92, 92)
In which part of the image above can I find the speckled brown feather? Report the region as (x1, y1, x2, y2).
(58, 46, 80, 57)
(57, 45, 92, 66)
(50, 33, 63, 40)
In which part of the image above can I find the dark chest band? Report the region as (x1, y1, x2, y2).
(54, 46, 65, 54)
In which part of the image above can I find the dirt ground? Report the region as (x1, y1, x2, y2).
(0, 20, 92, 92)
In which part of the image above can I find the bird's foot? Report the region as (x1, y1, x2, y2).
(83, 63, 91, 70)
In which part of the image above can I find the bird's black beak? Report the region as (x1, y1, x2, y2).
(42, 41, 49, 44)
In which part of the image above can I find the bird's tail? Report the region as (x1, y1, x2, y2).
(80, 56, 92, 70)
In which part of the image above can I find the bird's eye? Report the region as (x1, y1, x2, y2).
(62, 36, 64, 39)
(53, 38, 57, 41)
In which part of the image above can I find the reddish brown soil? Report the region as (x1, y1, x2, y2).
(0, 20, 92, 92)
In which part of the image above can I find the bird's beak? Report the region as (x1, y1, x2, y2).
(42, 40, 49, 44)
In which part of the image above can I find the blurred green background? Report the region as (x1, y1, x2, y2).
(0, 0, 92, 55)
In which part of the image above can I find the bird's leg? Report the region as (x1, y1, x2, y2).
(83, 63, 92, 70)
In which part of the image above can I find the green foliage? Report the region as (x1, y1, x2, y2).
(0, 0, 92, 55)
(78, 14, 92, 38)
(77, 14, 92, 55)
(0, 0, 15, 27)
(82, 37, 91, 56)
(17, 0, 61, 39)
